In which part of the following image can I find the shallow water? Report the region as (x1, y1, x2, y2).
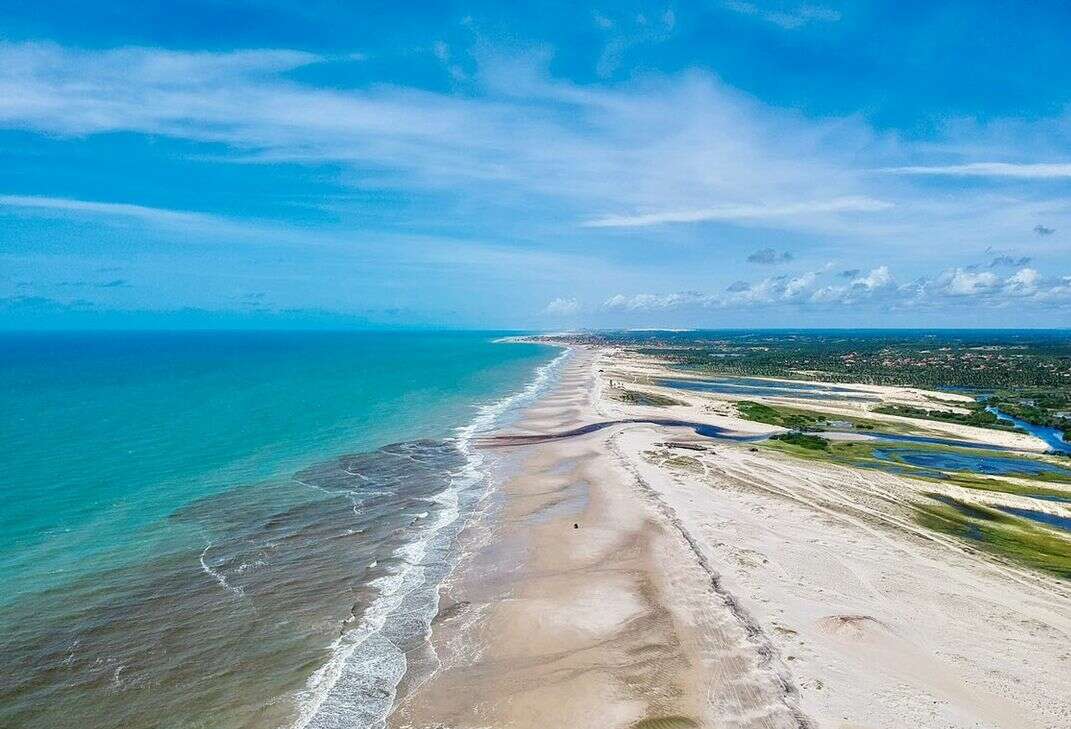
(986, 406, 1071, 454)
(872, 448, 1071, 479)
(995, 506, 1071, 532)
(657, 376, 879, 402)
(0, 332, 564, 729)
(2, 440, 467, 729)
(857, 431, 1014, 451)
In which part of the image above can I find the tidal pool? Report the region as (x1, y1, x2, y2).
(658, 377, 879, 402)
(995, 506, 1071, 533)
(873, 448, 1071, 479)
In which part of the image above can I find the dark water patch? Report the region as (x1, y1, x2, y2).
(927, 493, 1009, 522)
(658, 377, 879, 402)
(917, 493, 1071, 578)
(986, 406, 1071, 454)
(873, 448, 1071, 478)
(680, 376, 865, 393)
(478, 418, 765, 447)
(995, 506, 1071, 532)
(0, 440, 469, 729)
(859, 431, 1017, 451)
(857, 459, 949, 480)
(1030, 493, 1071, 504)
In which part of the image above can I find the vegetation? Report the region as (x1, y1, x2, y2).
(736, 401, 826, 429)
(548, 330, 1071, 438)
(768, 431, 829, 450)
(734, 400, 932, 434)
(915, 494, 1071, 579)
(761, 437, 1071, 485)
(939, 472, 1071, 501)
(872, 403, 1015, 431)
(987, 390, 1071, 441)
(610, 388, 685, 407)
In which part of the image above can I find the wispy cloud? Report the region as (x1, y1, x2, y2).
(582, 197, 891, 228)
(543, 296, 580, 315)
(884, 162, 1071, 178)
(0, 195, 213, 225)
(989, 255, 1031, 268)
(3, 41, 1071, 326)
(722, 1, 841, 29)
(747, 247, 795, 264)
(0, 42, 894, 240)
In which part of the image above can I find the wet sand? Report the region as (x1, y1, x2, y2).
(389, 346, 1071, 729)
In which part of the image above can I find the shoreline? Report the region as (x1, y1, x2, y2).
(387, 345, 1071, 728)
(291, 343, 571, 729)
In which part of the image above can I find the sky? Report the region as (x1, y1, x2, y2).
(2, 1, 1071, 329)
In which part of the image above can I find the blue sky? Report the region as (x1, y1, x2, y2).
(2, 1, 1071, 329)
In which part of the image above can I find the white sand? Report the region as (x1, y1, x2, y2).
(389, 346, 1071, 729)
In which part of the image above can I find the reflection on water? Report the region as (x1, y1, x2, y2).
(873, 448, 1071, 479)
(657, 377, 879, 402)
(858, 431, 1014, 451)
(986, 406, 1071, 454)
(995, 505, 1071, 532)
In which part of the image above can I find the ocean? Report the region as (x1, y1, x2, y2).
(0, 331, 564, 729)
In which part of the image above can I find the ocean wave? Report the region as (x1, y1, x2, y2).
(289, 346, 570, 729)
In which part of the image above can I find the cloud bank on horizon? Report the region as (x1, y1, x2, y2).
(1, 1, 1070, 328)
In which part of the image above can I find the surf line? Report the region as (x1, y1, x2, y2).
(199, 542, 244, 599)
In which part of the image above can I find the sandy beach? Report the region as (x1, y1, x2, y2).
(389, 346, 1071, 729)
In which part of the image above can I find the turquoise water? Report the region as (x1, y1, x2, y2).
(0, 331, 560, 729)
(1, 331, 552, 600)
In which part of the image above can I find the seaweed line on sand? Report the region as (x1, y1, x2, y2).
(608, 429, 814, 729)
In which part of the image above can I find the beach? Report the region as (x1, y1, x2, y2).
(390, 344, 1071, 729)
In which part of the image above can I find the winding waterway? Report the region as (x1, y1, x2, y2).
(986, 405, 1071, 454)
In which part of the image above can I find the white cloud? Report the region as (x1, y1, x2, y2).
(544, 296, 580, 315)
(0, 42, 889, 240)
(602, 264, 1071, 313)
(2, 40, 1071, 285)
(722, 1, 841, 29)
(583, 197, 891, 228)
(885, 162, 1071, 179)
(603, 291, 712, 310)
(1002, 267, 1040, 296)
(0, 194, 213, 225)
(940, 269, 999, 296)
(783, 271, 818, 298)
(852, 265, 893, 290)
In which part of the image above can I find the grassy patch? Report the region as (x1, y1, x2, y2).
(763, 436, 1071, 486)
(915, 494, 1071, 579)
(735, 400, 922, 435)
(761, 437, 874, 463)
(938, 472, 1071, 501)
(631, 718, 699, 729)
(610, 388, 685, 407)
(873, 403, 1018, 431)
(736, 401, 827, 429)
(769, 431, 829, 450)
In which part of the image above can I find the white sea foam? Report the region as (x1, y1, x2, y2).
(199, 542, 244, 599)
(289, 346, 570, 729)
